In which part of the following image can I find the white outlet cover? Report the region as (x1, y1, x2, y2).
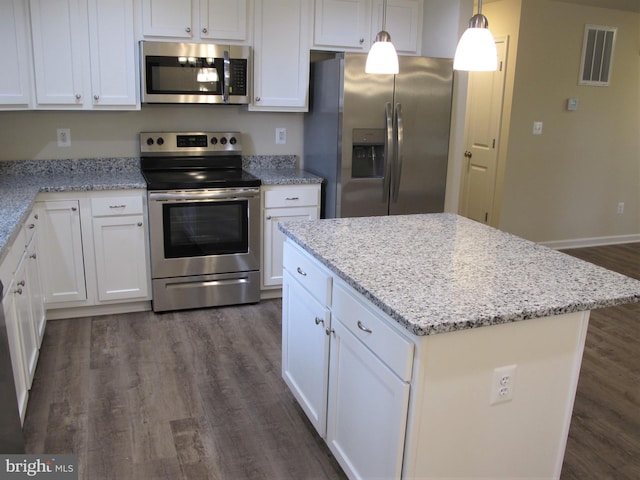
(533, 121, 543, 135)
(490, 364, 517, 405)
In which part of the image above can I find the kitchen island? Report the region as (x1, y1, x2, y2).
(279, 214, 640, 479)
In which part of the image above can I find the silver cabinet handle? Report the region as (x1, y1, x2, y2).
(17, 280, 25, 287)
(202, 27, 208, 34)
(357, 320, 372, 334)
(314, 317, 324, 326)
(75, 93, 81, 100)
(94, 94, 99, 101)
(185, 26, 191, 33)
(137, 222, 143, 227)
(27, 223, 35, 229)
(296, 267, 307, 276)
(71, 207, 77, 211)
(255, 97, 261, 102)
(109, 204, 126, 209)
(30, 253, 37, 260)
(34, 214, 38, 220)
(359, 37, 364, 44)
(14, 287, 22, 295)
(266, 215, 272, 220)
(285, 197, 299, 201)
(325, 327, 335, 336)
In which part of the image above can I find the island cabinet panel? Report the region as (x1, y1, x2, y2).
(281, 270, 331, 436)
(326, 317, 410, 480)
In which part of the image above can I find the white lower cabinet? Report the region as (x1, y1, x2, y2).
(282, 240, 412, 478)
(36, 190, 151, 316)
(262, 184, 320, 290)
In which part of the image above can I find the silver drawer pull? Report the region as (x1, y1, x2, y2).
(27, 223, 35, 229)
(285, 197, 300, 201)
(109, 204, 126, 209)
(357, 320, 372, 334)
(314, 317, 324, 326)
(296, 267, 307, 276)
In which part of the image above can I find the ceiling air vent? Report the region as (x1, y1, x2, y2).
(578, 24, 616, 86)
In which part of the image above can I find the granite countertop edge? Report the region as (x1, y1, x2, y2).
(278, 214, 640, 337)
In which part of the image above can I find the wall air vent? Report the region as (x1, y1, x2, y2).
(578, 24, 616, 86)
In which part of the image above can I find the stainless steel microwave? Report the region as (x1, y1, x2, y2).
(140, 41, 251, 105)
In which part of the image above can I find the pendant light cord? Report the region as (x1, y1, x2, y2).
(382, 0, 388, 31)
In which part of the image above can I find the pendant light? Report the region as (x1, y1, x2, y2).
(453, 0, 498, 71)
(365, 0, 399, 74)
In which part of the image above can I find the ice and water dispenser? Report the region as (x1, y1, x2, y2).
(351, 129, 385, 178)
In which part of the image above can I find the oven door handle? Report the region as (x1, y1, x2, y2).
(149, 189, 259, 202)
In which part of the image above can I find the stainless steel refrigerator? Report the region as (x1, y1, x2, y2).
(304, 53, 453, 218)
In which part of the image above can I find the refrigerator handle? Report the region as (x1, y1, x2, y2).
(383, 102, 393, 202)
(392, 103, 404, 203)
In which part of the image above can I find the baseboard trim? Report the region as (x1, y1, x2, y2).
(540, 234, 640, 250)
(260, 288, 282, 300)
(46, 301, 152, 320)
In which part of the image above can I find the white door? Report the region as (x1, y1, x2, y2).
(326, 318, 410, 479)
(37, 200, 87, 304)
(0, 0, 32, 107)
(459, 38, 507, 225)
(142, 0, 194, 38)
(251, 0, 311, 110)
(92, 215, 149, 302)
(263, 207, 318, 288)
(281, 271, 331, 436)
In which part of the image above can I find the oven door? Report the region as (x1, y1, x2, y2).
(148, 188, 260, 279)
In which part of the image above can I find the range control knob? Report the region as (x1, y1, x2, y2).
(229, 137, 237, 145)
(157, 137, 164, 146)
(210, 136, 218, 145)
(146, 137, 154, 146)
(220, 137, 228, 145)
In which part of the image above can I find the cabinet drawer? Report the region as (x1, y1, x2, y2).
(264, 185, 319, 208)
(91, 196, 143, 216)
(332, 282, 414, 381)
(283, 241, 331, 306)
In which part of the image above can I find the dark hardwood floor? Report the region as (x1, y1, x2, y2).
(23, 243, 640, 479)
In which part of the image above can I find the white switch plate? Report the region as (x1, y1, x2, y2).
(57, 128, 71, 147)
(533, 122, 543, 135)
(276, 127, 287, 145)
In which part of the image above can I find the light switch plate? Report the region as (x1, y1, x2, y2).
(533, 121, 543, 135)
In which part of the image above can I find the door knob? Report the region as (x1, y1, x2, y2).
(464, 151, 472, 159)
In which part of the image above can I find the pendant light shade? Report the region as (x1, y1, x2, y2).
(365, 31, 399, 74)
(365, 0, 399, 74)
(453, 0, 498, 71)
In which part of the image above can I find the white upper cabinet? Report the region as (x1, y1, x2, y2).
(250, 0, 311, 111)
(313, 0, 423, 55)
(29, 0, 138, 109)
(314, 0, 370, 51)
(0, 0, 33, 108)
(371, 0, 422, 55)
(142, 0, 251, 44)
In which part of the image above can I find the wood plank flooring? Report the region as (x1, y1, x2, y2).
(23, 242, 640, 479)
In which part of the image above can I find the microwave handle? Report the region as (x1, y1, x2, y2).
(223, 50, 230, 103)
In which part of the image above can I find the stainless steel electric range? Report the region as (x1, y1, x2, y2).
(140, 131, 261, 312)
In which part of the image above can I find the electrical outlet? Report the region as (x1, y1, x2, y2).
(617, 202, 624, 214)
(532, 121, 543, 135)
(275, 127, 287, 145)
(57, 128, 71, 147)
(490, 364, 517, 405)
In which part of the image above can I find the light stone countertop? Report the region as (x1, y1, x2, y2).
(279, 213, 640, 336)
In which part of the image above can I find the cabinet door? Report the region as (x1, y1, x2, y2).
(92, 215, 150, 302)
(263, 206, 318, 288)
(282, 271, 330, 436)
(26, 236, 46, 347)
(30, 0, 87, 107)
(87, 0, 137, 107)
(142, 0, 194, 38)
(326, 318, 410, 479)
(371, 0, 422, 55)
(200, 0, 249, 42)
(2, 283, 29, 424)
(0, 0, 32, 107)
(250, 0, 311, 111)
(314, 0, 369, 51)
(12, 255, 39, 389)
(37, 200, 87, 304)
